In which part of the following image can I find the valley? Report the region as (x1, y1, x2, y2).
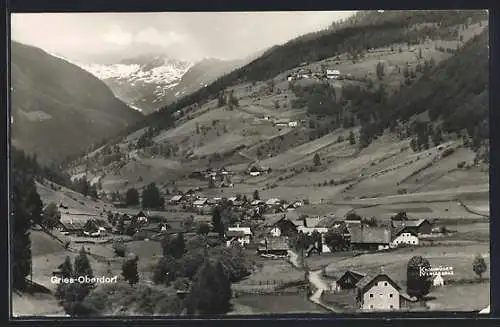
(11, 10, 490, 317)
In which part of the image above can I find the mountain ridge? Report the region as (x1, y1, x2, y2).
(10, 41, 143, 164)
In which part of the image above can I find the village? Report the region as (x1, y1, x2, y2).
(41, 169, 489, 314)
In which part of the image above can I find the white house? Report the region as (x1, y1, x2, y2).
(193, 198, 208, 208)
(249, 171, 261, 177)
(227, 226, 252, 247)
(433, 273, 444, 287)
(288, 121, 298, 127)
(326, 69, 340, 79)
(391, 228, 419, 248)
(275, 120, 289, 127)
(266, 198, 281, 206)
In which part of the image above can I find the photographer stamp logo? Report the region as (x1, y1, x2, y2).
(419, 265, 454, 277)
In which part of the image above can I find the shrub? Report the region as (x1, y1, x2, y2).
(113, 241, 127, 257)
(442, 148, 455, 158)
(457, 161, 466, 168)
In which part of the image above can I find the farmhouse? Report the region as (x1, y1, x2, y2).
(298, 226, 330, 253)
(391, 227, 419, 247)
(335, 270, 367, 291)
(288, 121, 298, 127)
(251, 199, 265, 206)
(257, 237, 289, 256)
(59, 219, 87, 235)
(135, 211, 148, 223)
(274, 120, 290, 127)
(349, 225, 391, 251)
(263, 214, 297, 237)
(226, 226, 252, 246)
(304, 217, 321, 228)
(392, 219, 433, 236)
(265, 198, 281, 206)
(356, 274, 406, 311)
(192, 198, 208, 208)
(169, 195, 184, 205)
(326, 69, 341, 79)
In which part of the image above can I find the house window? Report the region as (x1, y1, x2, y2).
(370, 305, 374, 309)
(370, 294, 373, 298)
(384, 282, 388, 286)
(390, 294, 393, 298)
(390, 305, 393, 309)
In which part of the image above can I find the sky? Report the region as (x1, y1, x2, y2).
(11, 11, 356, 63)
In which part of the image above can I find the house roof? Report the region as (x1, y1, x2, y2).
(226, 230, 245, 238)
(334, 207, 354, 219)
(349, 225, 391, 244)
(356, 274, 401, 293)
(392, 219, 429, 229)
(193, 198, 208, 206)
(228, 227, 252, 235)
(298, 226, 328, 234)
(251, 200, 264, 205)
(60, 220, 87, 230)
(337, 270, 367, 283)
(262, 213, 286, 227)
(291, 219, 305, 227)
(304, 217, 321, 228)
(170, 195, 183, 201)
(284, 210, 301, 221)
(261, 237, 289, 251)
(392, 226, 419, 239)
(266, 198, 281, 205)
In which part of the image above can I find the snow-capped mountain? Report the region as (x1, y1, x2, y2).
(78, 54, 192, 114)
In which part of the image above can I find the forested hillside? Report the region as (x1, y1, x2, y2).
(11, 41, 143, 164)
(120, 10, 487, 137)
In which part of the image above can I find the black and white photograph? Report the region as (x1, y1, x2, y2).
(10, 10, 490, 317)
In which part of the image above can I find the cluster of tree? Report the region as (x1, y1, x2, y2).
(54, 248, 96, 316)
(136, 126, 162, 150)
(408, 121, 444, 152)
(141, 183, 164, 210)
(211, 201, 240, 238)
(73, 177, 99, 199)
(291, 83, 339, 117)
(125, 188, 140, 206)
(11, 147, 74, 191)
(360, 30, 488, 151)
(42, 202, 62, 229)
(153, 232, 250, 314)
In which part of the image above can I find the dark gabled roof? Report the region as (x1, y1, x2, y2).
(260, 237, 289, 251)
(392, 219, 430, 229)
(349, 225, 391, 244)
(262, 213, 286, 227)
(355, 274, 402, 293)
(305, 217, 321, 228)
(226, 230, 245, 238)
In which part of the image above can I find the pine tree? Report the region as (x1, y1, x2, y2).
(211, 207, 225, 239)
(55, 256, 73, 300)
(11, 181, 32, 291)
(125, 188, 140, 206)
(25, 183, 43, 225)
(186, 259, 232, 314)
(253, 190, 260, 201)
(473, 254, 487, 280)
(348, 130, 356, 145)
(122, 256, 139, 285)
(313, 153, 321, 166)
(74, 247, 95, 292)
